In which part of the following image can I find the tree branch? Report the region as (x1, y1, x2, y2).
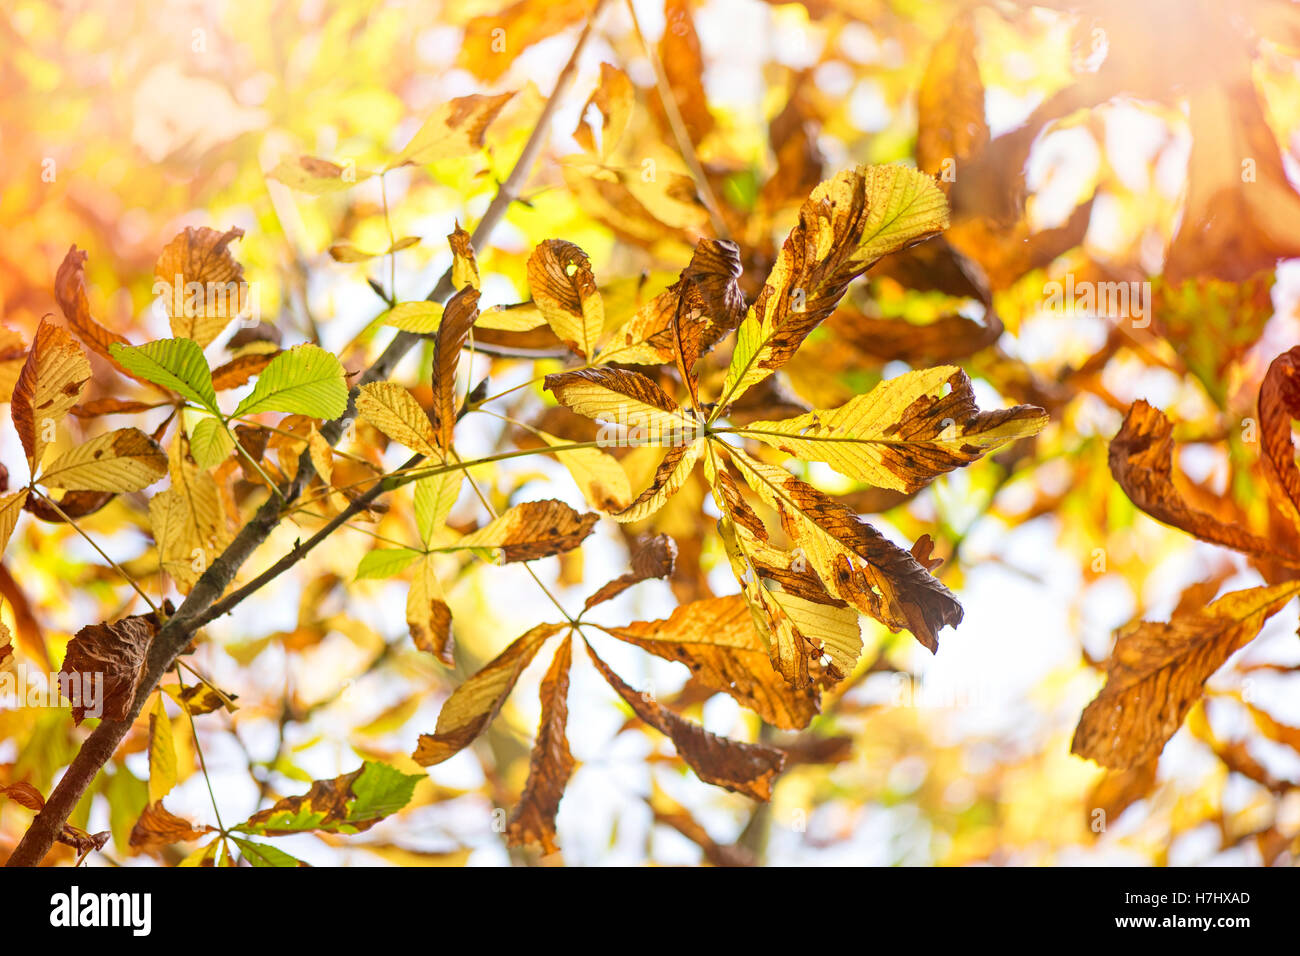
(5, 0, 607, 867)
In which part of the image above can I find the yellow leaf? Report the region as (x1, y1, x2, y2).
(38, 428, 168, 492)
(11, 319, 91, 468)
(148, 693, 178, 804)
(154, 226, 248, 347)
(527, 240, 604, 357)
(388, 92, 515, 169)
(356, 382, 439, 457)
(539, 430, 631, 512)
(739, 366, 1047, 493)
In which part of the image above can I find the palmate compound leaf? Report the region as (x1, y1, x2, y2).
(154, 226, 248, 348)
(232, 343, 349, 420)
(37, 427, 168, 492)
(1071, 581, 1300, 770)
(413, 622, 567, 766)
(717, 164, 950, 413)
(447, 499, 599, 563)
(598, 593, 823, 730)
(109, 338, 219, 413)
(1109, 399, 1298, 561)
(583, 639, 786, 801)
(724, 444, 964, 655)
(234, 761, 422, 836)
(506, 634, 575, 854)
(737, 365, 1048, 493)
(11, 319, 91, 468)
(528, 239, 605, 358)
(387, 91, 516, 169)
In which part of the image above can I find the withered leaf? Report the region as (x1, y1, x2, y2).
(38, 427, 168, 492)
(507, 634, 575, 854)
(740, 366, 1047, 493)
(458, 0, 592, 82)
(719, 164, 949, 410)
(0, 781, 44, 811)
(1258, 346, 1300, 525)
(613, 439, 704, 523)
(389, 92, 515, 169)
(11, 319, 91, 468)
(601, 593, 822, 730)
(357, 382, 439, 457)
(53, 246, 137, 379)
(431, 285, 480, 450)
(574, 62, 634, 160)
(447, 222, 480, 291)
(154, 226, 247, 348)
(583, 533, 677, 609)
(452, 499, 598, 563)
(130, 801, 213, 850)
(60, 608, 161, 724)
(527, 239, 604, 358)
(1110, 400, 1295, 561)
(211, 351, 278, 391)
(412, 622, 565, 765)
(236, 760, 421, 835)
(1072, 582, 1300, 770)
(545, 366, 702, 442)
(408, 554, 454, 666)
(584, 638, 785, 800)
(916, 16, 989, 191)
(728, 446, 963, 653)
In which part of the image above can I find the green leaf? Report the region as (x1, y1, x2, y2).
(356, 547, 424, 580)
(230, 836, 306, 867)
(233, 344, 348, 419)
(414, 471, 462, 546)
(189, 416, 235, 470)
(110, 338, 218, 413)
(347, 761, 422, 824)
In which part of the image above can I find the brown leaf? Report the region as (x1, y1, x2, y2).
(60, 609, 162, 724)
(1071, 582, 1300, 770)
(70, 397, 167, 418)
(53, 246, 137, 378)
(584, 534, 678, 609)
(653, 0, 715, 146)
(916, 15, 988, 191)
(527, 239, 604, 357)
(154, 226, 247, 347)
(602, 594, 822, 730)
(1110, 400, 1296, 561)
(584, 639, 786, 800)
(507, 635, 575, 854)
(129, 801, 214, 850)
(457, 0, 593, 82)
(828, 306, 1003, 365)
(455, 499, 599, 563)
(1259, 346, 1300, 525)
(211, 351, 278, 391)
(432, 285, 480, 450)
(447, 222, 480, 291)
(412, 622, 564, 765)
(1087, 760, 1159, 830)
(0, 781, 44, 811)
(23, 489, 114, 523)
(11, 319, 91, 467)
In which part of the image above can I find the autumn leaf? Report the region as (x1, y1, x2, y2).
(147, 693, 178, 804)
(154, 226, 247, 348)
(0, 490, 29, 559)
(149, 431, 231, 593)
(1109, 399, 1296, 561)
(53, 246, 136, 378)
(612, 439, 705, 523)
(545, 367, 702, 443)
(380, 301, 445, 333)
(1071, 581, 1300, 770)
(717, 164, 950, 412)
(60, 609, 161, 724)
(507, 634, 575, 854)
(727, 445, 963, 654)
(450, 499, 599, 562)
(11, 319, 91, 469)
(584, 639, 785, 800)
(527, 239, 605, 358)
(447, 222, 480, 291)
(388, 92, 516, 169)
(736, 366, 1047, 493)
(431, 285, 480, 450)
(412, 622, 565, 765)
(37, 427, 167, 492)
(575, 62, 634, 160)
(583, 533, 676, 609)
(268, 154, 369, 193)
(458, 0, 592, 81)
(916, 16, 988, 191)
(235, 761, 421, 836)
(357, 382, 439, 457)
(1258, 346, 1300, 526)
(414, 470, 463, 546)
(600, 593, 822, 730)
(407, 554, 454, 665)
